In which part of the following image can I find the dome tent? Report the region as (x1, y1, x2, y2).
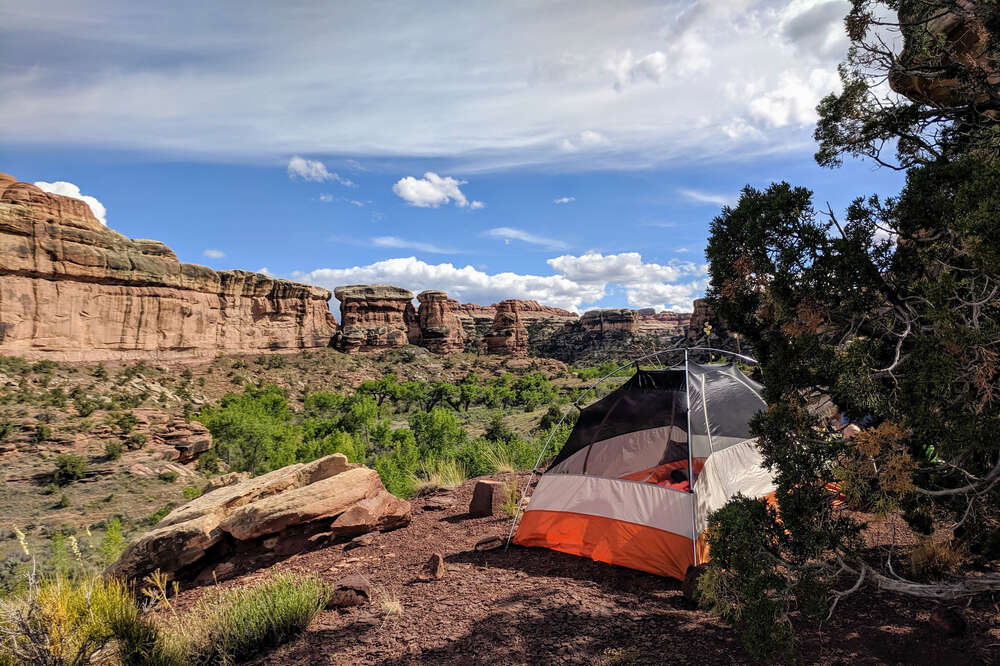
(511, 348, 775, 579)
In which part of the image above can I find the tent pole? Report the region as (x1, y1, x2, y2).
(685, 348, 698, 568)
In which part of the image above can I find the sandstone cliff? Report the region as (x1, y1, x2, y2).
(484, 300, 530, 355)
(415, 290, 467, 354)
(334, 285, 417, 352)
(0, 174, 337, 362)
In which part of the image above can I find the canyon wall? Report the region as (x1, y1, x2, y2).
(333, 285, 417, 352)
(0, 174, 337, 362)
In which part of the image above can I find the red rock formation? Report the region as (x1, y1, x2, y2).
(580, 308, 689, 336)
(0, 175, 337, 361)
(334, 285, 416, 352)
(890, 1, 999, 113)
(484, 300, 529, 355)
(687, 298, 728, 343)
(416, 290, 467, 354)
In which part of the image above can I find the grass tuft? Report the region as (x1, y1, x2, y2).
(409, 459, 466, 496)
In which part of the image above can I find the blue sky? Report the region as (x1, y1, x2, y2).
(0, 1, 905, 312)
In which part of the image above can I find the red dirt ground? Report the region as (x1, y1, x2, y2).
(171, 473, 1000, 665)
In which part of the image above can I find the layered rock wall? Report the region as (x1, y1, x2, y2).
(484, 300, 529, 355)
(334, 285, 416, 352)
(0, 174, 337, 362)
(415, 290, 467, 354)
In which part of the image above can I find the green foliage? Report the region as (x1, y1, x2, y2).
(99, 517, 125, 565)
(182, 485, 203, 500)
(0, 418, 13, 442)
(32, 424, 51, 444)
(181, 572, 329, 665)
(54, 493, 71, 510)
(104, 439, 123, 461)
(0, 575, 143, 666)
(146, 505, 174, 525)
(53, 454, 88, 486)
(196, 450, 219, 474)
(115, 411, 139, 434)
(158, 470, 179, 483)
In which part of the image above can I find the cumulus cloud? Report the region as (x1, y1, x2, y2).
(203, 249, 225, 258)
(553, 196, 575, 204)
(747, 68, 842, 127)
(287, 156, 355, 186)
(296, 250, 706, 312)
(33, 181, 107, 225)
(484, 227, 567, 250)
(318, 193, 334, 202)
(606, 50, 668, 91)
(392, 172, 483, 209)
(372, 236, 458, 254)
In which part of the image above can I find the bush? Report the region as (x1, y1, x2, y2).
(53, 454, 88, 485)
(147, 505, 174, 526)
(196, 450, 220, 474)
(104, 440, 124, 461)
(99, 517, 125, 565)
(909, 538, 967, 578)
(125, 432, 148, 450)
(32, 424, 51, 444)
(409, 458, 466, 496)
(182, 485, 202, 501)
(0, 575, 144, 666)
(54, 493, 71, 510)
(180, 572, 329, 664)
(115, 411, 139, 434)
(158, 471, 179, 483)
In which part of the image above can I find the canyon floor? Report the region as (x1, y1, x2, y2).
(0, 348, 574, 566)
(162, 472, 1000, 666)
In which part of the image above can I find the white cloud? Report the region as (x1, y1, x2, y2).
(296, 250, 706, 312)
(677, 188, 733, 207)
(287, 156, 356, 186)
(33, 181, 107, 225)
(606, 50, 668, 91)
(258, 267, 272, 275)
(559, 130, 609, 153)
(553, 196, 575, 204)
(372, 236, 458, 254)
(392, 172, 483, 209)
(318, 193, 334, 202)
(484, 227, 567, 250)
(203, 249, 225, 258)
(2, 2, 855, 170)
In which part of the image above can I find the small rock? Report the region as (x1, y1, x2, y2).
(327, 574, 371, 609)
(345, 532, 378, 550)
(928, 606, 967, 637)
(469, 480, 506, 517)
(475, 536, 504, 551)
(425, 552, 446, 580)
(682, 563, 710, 606)
(422, 496, 455, 511)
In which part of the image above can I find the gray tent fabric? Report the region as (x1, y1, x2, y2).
(547, 362, 765, 484)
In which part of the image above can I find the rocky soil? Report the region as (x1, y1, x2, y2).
(166, 473, 1000, 666)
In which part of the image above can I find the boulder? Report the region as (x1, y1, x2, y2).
(220, 467, 383, 540)
(201, 471, 251, 495)
(159, 420, 213, 462)
(106, 454, 410, 582)
(469, 480, 507, 517)
(330, 490, 412, 537)
(0, 175, 337, 362)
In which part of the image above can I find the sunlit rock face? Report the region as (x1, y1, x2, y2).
(416, 290, 467, 354)
(333, 284, 417, 352)
(0, 174, 337, 362)
(484, 300, 530, 355)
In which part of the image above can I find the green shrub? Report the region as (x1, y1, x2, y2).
(125, 432, 148, 450)
(32, 424, 52, 444)
(0, 418, 13, 442)
(182, 485, 202, 501)
(0, 575, 143, 666)
(196, 450, 220, 474)
(104, 440, 124, 461)
(158, 470, 179, 483)
(146, 505, 175, 526)
(54, 493, 71, 510)
(115, 411, 139, 434)
(184, 572, 329, 664)
(99, 517, 125, 565)
(53, 454, 88, 485)
(91, 363, 108, 379)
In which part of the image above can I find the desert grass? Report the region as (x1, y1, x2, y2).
(502, 478, 520, 517)
(409, 458, 467, 495)
(483, 445, 518, 475)
(375, 586, 403, 621)
(909, 538, 967, 578)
